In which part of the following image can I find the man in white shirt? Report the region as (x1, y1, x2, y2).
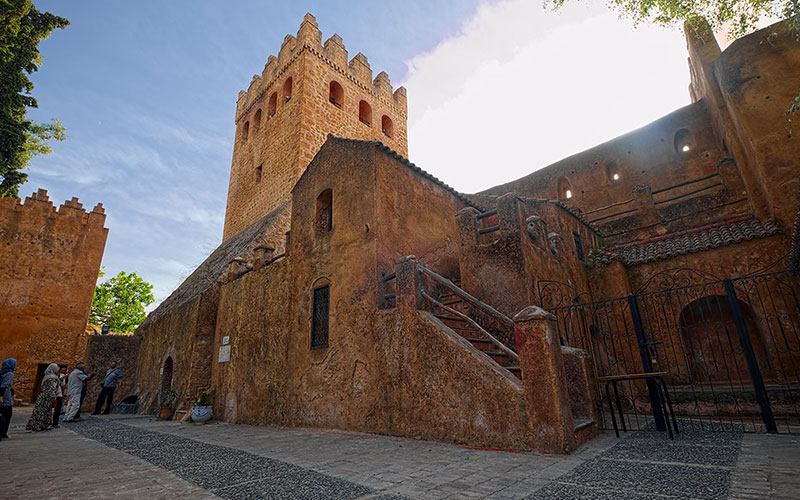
(64, 363, 95, 422)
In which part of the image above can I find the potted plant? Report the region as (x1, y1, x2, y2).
(190, 389, 213, 424)
(158, 387, 176, 420)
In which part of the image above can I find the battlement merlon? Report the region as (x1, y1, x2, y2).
(0, 188, 108, 228)
(234, 14, 407, 120)
(297, 12, 321, 47)
(349, 52, 372, 86)
(323, 34, 348, 69)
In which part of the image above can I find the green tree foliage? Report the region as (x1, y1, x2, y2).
(1, 0, 69, 198)
(547, 0, 798, 36)
(90, 270, 156, 333)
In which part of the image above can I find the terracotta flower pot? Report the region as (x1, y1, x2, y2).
(158, 407, 173, 420)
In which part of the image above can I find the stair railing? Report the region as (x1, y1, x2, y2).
(416, 263, 519, 363)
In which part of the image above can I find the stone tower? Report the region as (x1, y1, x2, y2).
(222, 13, 409, 241)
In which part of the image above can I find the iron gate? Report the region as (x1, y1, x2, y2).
(539, 268, 800, 434)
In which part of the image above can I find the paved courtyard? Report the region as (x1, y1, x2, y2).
(1, 408, 798, 499)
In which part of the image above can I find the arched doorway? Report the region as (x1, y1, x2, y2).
(679, 295, 767, 384)
(160, 356, 173, 398)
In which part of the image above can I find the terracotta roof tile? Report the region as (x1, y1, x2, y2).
(589, 218, 781, 267)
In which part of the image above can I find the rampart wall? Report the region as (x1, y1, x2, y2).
(0, 189, 107, 401)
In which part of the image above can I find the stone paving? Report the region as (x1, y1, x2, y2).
(1, 408, 799, 499)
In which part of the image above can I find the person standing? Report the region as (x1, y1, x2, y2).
(26, 363, 60, 431)
(51, 365, 67, 428)
(92, 361, 123, 415)
(75, 365, 90, 420)
(64, 363, 94, 422)
(0, 358, 17, 440)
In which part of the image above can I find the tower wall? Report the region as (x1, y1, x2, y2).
(0, 189, 108, 401)
(222, 14, 408, 241)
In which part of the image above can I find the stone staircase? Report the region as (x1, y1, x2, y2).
(430, 278, 522, 380)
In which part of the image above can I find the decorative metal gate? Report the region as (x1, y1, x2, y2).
(539, 268, 800, 433)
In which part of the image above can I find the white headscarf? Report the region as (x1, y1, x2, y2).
(42, 363, 60, 387)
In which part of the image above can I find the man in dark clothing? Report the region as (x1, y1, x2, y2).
(92, 361, 123, 415)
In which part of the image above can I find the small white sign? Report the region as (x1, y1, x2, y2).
(218, 345, 231, 362)
(222, 336, 230, 345)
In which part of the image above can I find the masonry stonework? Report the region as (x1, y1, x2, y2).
(0, 189, 108, 402)
(132, 14, 800, 453)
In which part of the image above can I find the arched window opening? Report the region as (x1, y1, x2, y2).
(381, 115, 393, 138)
(160, 356, 173, 400)
(283, 77, 293, 103)
(315, 189, 332, 233)
(268, 93, 277, 117)
(253, 109, 262, 131)
(674, 128, 693, 153)
(359, 100, 372, 126)
(558, 177, 572, 200)
(329, 81, 344, 108)
(242, 121, 250, 141)
(311, 283, 330, 349)
(679, 296, 769, 384)
(605, 161, 620, 182)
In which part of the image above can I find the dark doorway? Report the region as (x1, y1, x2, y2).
(31, 363, 48, 402)
(679, 295, 767, 384)
(160, 357, 173, 396)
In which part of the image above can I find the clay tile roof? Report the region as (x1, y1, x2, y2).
(589, 217, 781, 267)
(325, 135, 485, 212)
(139, 202, 290, 327)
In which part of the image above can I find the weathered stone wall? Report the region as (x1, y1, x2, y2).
(0, 189, 107, 402)
(83, 334, 140, 412)
(211, 259, 291, 424)
(711, 19, 800, 227)
(223, 13, 407, 241)
(375, 145, 466, 279)
(480, 102, 731, 218)
(134, 288, 218, 413)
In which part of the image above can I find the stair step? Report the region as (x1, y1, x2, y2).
(506, 366, 522, 379)
(441, 299, 463, 306)
(450, 326, 478, 332)
(464, 338, 494, 352)
(573, 419, 595, 433)
(487, 351, 511, 366)
(434, 315, 467, 322)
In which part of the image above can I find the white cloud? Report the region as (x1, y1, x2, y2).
(402, 0, 692, 193)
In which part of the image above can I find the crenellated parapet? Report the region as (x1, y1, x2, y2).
(234, 12, 407, 122)
(0, 188, 107, 227)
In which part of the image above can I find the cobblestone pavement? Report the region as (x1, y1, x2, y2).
(2, 408, 798, 499)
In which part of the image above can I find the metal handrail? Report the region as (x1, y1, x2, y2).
(420, 290, 519, 363)
(475, 209, 498, 221)
(416, 264, 514, 327)
(478, 225, 500, 235)
(651, 171, 720, 195)
(587, 207, 638, 224)
(582, 198, 635, 216)
(653, 181, 723, 205)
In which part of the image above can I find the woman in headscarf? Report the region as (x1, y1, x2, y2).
(26, 363, 60, 432)
(0, 358, 16, 440)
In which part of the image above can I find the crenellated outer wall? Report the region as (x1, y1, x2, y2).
(0, 189, 107, 402)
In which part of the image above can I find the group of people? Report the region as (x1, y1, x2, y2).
(0, 358, 123, 439)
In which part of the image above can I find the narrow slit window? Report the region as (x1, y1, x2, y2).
(573, 231, 584, 260)
(255, 164, 262, 183)
(315, 189, 332, 233)
(242, 121, 250, 141)
(311, 285, 330, 349)
(283, 77, 293, 102)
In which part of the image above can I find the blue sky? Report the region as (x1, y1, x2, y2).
(24, 0, 698, 307)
